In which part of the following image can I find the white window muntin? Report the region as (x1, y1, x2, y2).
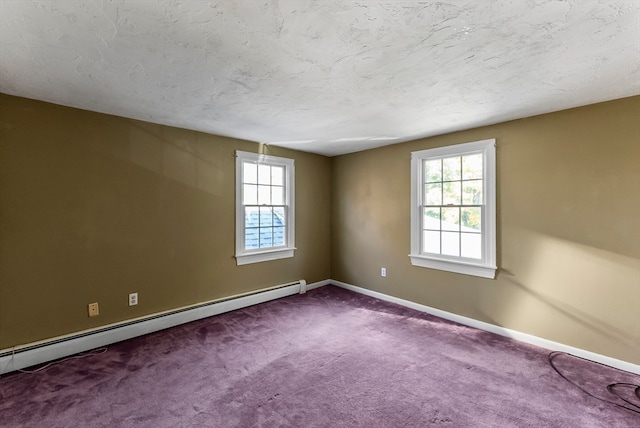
(410, 139, 496, 279)
(235, 150, 295, 265)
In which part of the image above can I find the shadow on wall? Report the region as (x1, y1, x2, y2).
(127, 122, 233, 196)
(496, 227, 639, 350)
(86, 118, 243, 197)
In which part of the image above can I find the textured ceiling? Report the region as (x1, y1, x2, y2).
(1, 1, 639, 156)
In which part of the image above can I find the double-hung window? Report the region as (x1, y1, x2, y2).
(410, 139, 496, 278)
(235, 151, 295, 265)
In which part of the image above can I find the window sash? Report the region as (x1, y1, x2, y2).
(421, 204, 483, 260)
(243, 205, 288, 251)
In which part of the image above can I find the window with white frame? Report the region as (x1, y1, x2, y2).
(235, 151, 295, 265)
(410, 139, 496, 278)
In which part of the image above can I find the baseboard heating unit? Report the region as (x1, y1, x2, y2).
(1, 279, 327, 375)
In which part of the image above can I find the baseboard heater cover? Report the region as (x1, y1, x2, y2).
(0, 279, 328, 375)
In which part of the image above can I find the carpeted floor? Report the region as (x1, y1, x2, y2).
(1, 285, 638, 427)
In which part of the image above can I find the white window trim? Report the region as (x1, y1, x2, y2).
(235, 150, 295, 266)
(409, 139, 497, 279)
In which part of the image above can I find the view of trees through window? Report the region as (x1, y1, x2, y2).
(422, 153, 483, 259)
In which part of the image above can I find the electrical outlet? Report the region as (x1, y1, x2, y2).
(129, 292, 138, 306)
(381, 267, 387, 277)
(88, 302, 99, 317)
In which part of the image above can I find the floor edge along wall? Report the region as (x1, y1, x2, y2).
(330, 280, 640, 375)
(1, 279, 637, 376)
(0, 279, 325, 375)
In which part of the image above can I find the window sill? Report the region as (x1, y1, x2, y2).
(236, 248, 295, 266)
(409, 254, 496, 279)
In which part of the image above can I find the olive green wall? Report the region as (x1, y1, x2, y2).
(0, 94, 331, 349)
(331, 96, 640, 364)
(2, 93, 638, 365)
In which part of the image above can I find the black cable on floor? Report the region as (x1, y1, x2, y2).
(548, 351, 640, 414)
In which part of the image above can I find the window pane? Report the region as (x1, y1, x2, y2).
(244, 162, 257, 184)
(443, 181, 461, 205)
(273, 207, 286, 225)
(424, 159, 441, 183)
(273, 227, 285, 246)
(425, 183, 442, 205)
(258, 165, 271, 185)
(271, 186, 284, 205)
(423, 208, 440, 230)
(442, 207, 459, 231)
(461, 233, 482, 259)
(243, 184, 258, 205)
(462, 153, 483, 180)
(442, 232, 460, 256)
(442, 156, 461, 181)
(462, 180, 482, 205)
(461, 207, 481, 231)
(259, 228, 273, 248)
(423, 230, 440, 254)
(271, 166, 284, 185)
(259, 207, 273, 227)
(245, 206, 259, 228)
(245, 227, 259, 249)
(258, 185, 271, 205)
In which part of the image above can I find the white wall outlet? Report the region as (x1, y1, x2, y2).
(128, 292, 138, 306)
(381, 267, 387, 277)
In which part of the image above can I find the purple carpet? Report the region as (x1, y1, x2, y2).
(1, 285, 638, 427)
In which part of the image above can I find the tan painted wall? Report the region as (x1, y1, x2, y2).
(331, 96, 640, 364)
(2, 93, 638, 364)
(0, 94, 331, 349)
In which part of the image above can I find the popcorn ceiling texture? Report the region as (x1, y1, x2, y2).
(0, 0, 638, 155)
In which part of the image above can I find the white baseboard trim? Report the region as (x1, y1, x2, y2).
(0, 279, 329, 375)
(4, 278, 635, 377)
(330, 280, 640, 375)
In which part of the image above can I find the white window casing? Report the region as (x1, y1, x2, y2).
(409, 139, 497, 279)
(235, 150, 295, 265)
